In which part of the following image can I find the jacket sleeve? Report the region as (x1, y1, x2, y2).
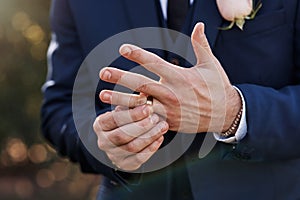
(41, 0, 117, 180)
(222, 1, 300, 162)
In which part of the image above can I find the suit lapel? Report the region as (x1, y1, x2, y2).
(190, 0, 223, 48)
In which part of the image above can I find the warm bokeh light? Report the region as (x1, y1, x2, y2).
(36, 169, 55, 188)
(68, 173, 99, 198)
(11, 12, 32, 32)
(28, 144, 48, 164)
(14, 178, 34, 199)
(50, 161, 69, 181)
(0, 0, 101, 199)
(6, 138, 28, 163)
(23, 24, 45, 45)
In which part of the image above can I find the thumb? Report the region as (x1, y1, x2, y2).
(191, 22, 213, 65)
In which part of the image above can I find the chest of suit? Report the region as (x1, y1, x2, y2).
(69, 0, 297, 89)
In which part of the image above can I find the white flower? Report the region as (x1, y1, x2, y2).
(216, 0, 262, 30)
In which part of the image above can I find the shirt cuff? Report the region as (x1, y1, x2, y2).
(213, 87, 247, 143)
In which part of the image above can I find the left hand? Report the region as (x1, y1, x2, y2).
(99, 23, 241, 133)
(93, 105, 168, 171)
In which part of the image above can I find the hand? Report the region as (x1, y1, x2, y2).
(93, 105, 169, 171)
(99, 23, 241, 133)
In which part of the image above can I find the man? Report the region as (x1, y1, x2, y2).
(41, 0, 300, 199)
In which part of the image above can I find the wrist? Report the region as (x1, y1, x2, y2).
(222, 87, 243, 135)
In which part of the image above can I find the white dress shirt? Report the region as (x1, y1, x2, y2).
(159, 0, 247, 143)
(159, 0, 194, 20)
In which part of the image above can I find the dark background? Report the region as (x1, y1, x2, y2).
(0, 0, 100, 199)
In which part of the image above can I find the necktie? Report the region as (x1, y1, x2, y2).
(167, 0, 189, 31)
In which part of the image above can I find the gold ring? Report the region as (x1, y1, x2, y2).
(146, 96, 153, 105)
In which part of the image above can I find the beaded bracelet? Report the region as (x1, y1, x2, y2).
(220, 105, 243, 138)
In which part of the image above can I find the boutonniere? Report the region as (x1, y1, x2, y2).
(217, 0, 262, 30)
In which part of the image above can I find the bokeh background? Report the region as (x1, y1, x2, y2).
(0, 0, 100, 199)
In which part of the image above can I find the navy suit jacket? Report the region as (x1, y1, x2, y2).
(41, 0, 300, 199)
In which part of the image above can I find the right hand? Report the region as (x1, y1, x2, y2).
(93, 105, 169, 171)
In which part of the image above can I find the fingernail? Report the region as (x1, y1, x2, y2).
(102, 92, 111, 101)
(160, 122, 168, 131)
(151, 137, 164, 151)
(150, 114, 159, 124)
(120, 45, 132, 56)
(102, 70, 111, 80)
(157, 136, 164, 143)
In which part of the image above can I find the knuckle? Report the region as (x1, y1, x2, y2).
(101, 121, 112, 131)
(130, 108, 141, 121)
(111, 113, 122, 127)
(125, 142, 137, 153)
(138, 118, 153, 131)
(98, 112, 113, 130)
(93, 118, 101, 132)
(135, 138, 148, 150)
(115, 105, 124, 111)
(141, 137, 151, 146)
(154, 57, 163, 65)
(97, 139, 106, 150)
(109, 132, 126, 145)
(102, 111, 111, 118)
(128, 96, 136, 106)
(111, 92, 120, 103)
(140, 118, 150, 127)
(136, 84, 149, 93)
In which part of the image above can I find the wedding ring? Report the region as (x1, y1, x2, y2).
(146, 96, 153, 105)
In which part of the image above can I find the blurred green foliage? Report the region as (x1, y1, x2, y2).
(0, 0, 100, 199)
(0, 0, 50, 145)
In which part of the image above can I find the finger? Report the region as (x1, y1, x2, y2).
(100, 67, 170, 98)
(105, 121, 167, 162)
(100, 90, 147, 107)
(101, 90, 171, 125)
(106, 114, 160, 147)
(119, 121, 168, 153)
(119, 44, 178, 79)
(118, 136, 164, 171)
(191, 22, 213, 64)
(93, 105, 153, 132)
(115, 105, 128, 111)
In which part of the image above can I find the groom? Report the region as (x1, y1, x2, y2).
(42, 0, 300, 199)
